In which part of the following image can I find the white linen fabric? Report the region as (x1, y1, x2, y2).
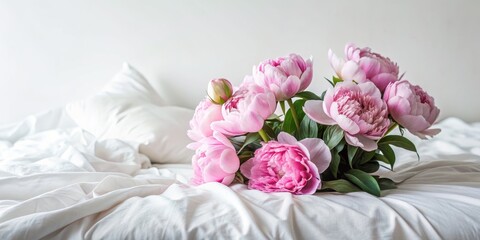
(1, 111, 480, 239)
(66, 63, 194, 164)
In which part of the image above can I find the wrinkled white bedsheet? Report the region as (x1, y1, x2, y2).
(1, 108, 480, 239)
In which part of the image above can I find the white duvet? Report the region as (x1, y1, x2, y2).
(1, 109, 480, 239)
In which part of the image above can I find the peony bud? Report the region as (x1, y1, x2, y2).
(207, 78, 233, 104)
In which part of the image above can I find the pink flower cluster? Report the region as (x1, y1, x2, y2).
(188, 54, 331, 194)
(304, 82, 390, 151)
(240, 132, 330, 194)
(187, 45, 440, 195)
(307, 44, 440, 145)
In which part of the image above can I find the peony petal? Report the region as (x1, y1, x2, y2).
(387, 96, 411, 117)
(304, 100, 336, 125)
(299, 66, 313, 91)
(299, 138, 331, 173)
(298, 161, 320, 195)
(213, 131, 234, 149)
(426, 106, 440, 124)
(371, 73, 398, 92)
(358, 57, 381, 79)
(220, 174, 236, 185)
(241, 111, 264, 133)
(186, 141, 202, 150)
(252, 92, 276, 119)
(358, 81, 381, 99)
(219, 149, 240, 173)
(280, 58, 302, 77)
(414, 128, 441, 139)
(344, 43, 360, 61)
(240, 158, 255, 178)
(328, 49, 345, 77)
(341, 61, 366, 83)
(211, 119, 245, 136)
(395, 114, 430, 132)
(333, 113, 360, 135)
(323, 88, 335, 112)
(345, 134, 378, 151)
(203, 162, 226, 182)
(277, 132, 298, 145)
(280, 75, 301, 100)
(254, 71, 268, 88)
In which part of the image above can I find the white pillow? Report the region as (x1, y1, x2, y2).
(66, 63, 194, 164)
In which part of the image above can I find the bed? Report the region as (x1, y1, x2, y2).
(1, 63, 479, 239)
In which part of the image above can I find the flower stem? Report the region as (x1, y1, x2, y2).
(286, 99, 301, 130)
(385, 122, 398, 135)
(258, 129, 270, 142)
(280, 101, 286, 116)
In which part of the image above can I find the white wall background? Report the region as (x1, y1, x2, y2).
(0, 0, 479, 124)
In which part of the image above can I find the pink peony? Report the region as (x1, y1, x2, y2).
(384, 80, 440, 138)
(211, 78, 276, 136)
(304, 82, 390, 151)
(187, 99, 224, 142)
(329, 43, 399, 92)
(253, 53, 313, 101)
(240, 132, 331, 195)
(188, 132, 240, 185)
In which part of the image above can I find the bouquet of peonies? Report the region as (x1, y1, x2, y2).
(187, 43, 440, 196)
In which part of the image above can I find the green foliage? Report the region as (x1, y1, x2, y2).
(294, 91, 322, 100)
(282, 99, 306, 134)
(323, 125, 344, 149)
(378, 178, 397, 190)
(379, 135, 419, 159)
(329, 149, 341, 178)
(238, 133, 260, 153)
(236, 95, 412, 197)
(321, 179, 360, 193)
(332, 76, 343, 85)
(358, 161, 380, 173)
(378, 144, 396, 170)
(359, 150, 376, 165)
(297, 116, 318, 140)
(347, 145, 358, 168)
(345, 169, 381, 197)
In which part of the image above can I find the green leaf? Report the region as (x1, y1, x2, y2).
(379, 135, 417, 152)
(323, 125, 344, 149)
(238, 133, 260, 153)
(320, 90, 326, 100)
(332, 76, 343, 85)
(282, 99, 306, 134)
(297, 116, 319, 140)
(335, 139, 346, 152)
(358, 161, 380, 173)
(272, 121, 282, 136)
(238, 150, 253, 163)
(359, 150, 376, 165)
(321, 179, 360, 193)
(262, 124, 276, 139)
(330, 149, 341, 179)
(292, 99, 306, 119)
(234, 171, 246, 184)
(374, 153, 391, 166)
(347, 145, 358, 168)
(345, 169, 381, 196)
(378, 144, 396, 170)
(324, 77, 334, 87)
(378, 178, 397, 190)
(266, 114, 282, 122)
(294, 91, 322, 100)
(282, 110, 296, 134)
